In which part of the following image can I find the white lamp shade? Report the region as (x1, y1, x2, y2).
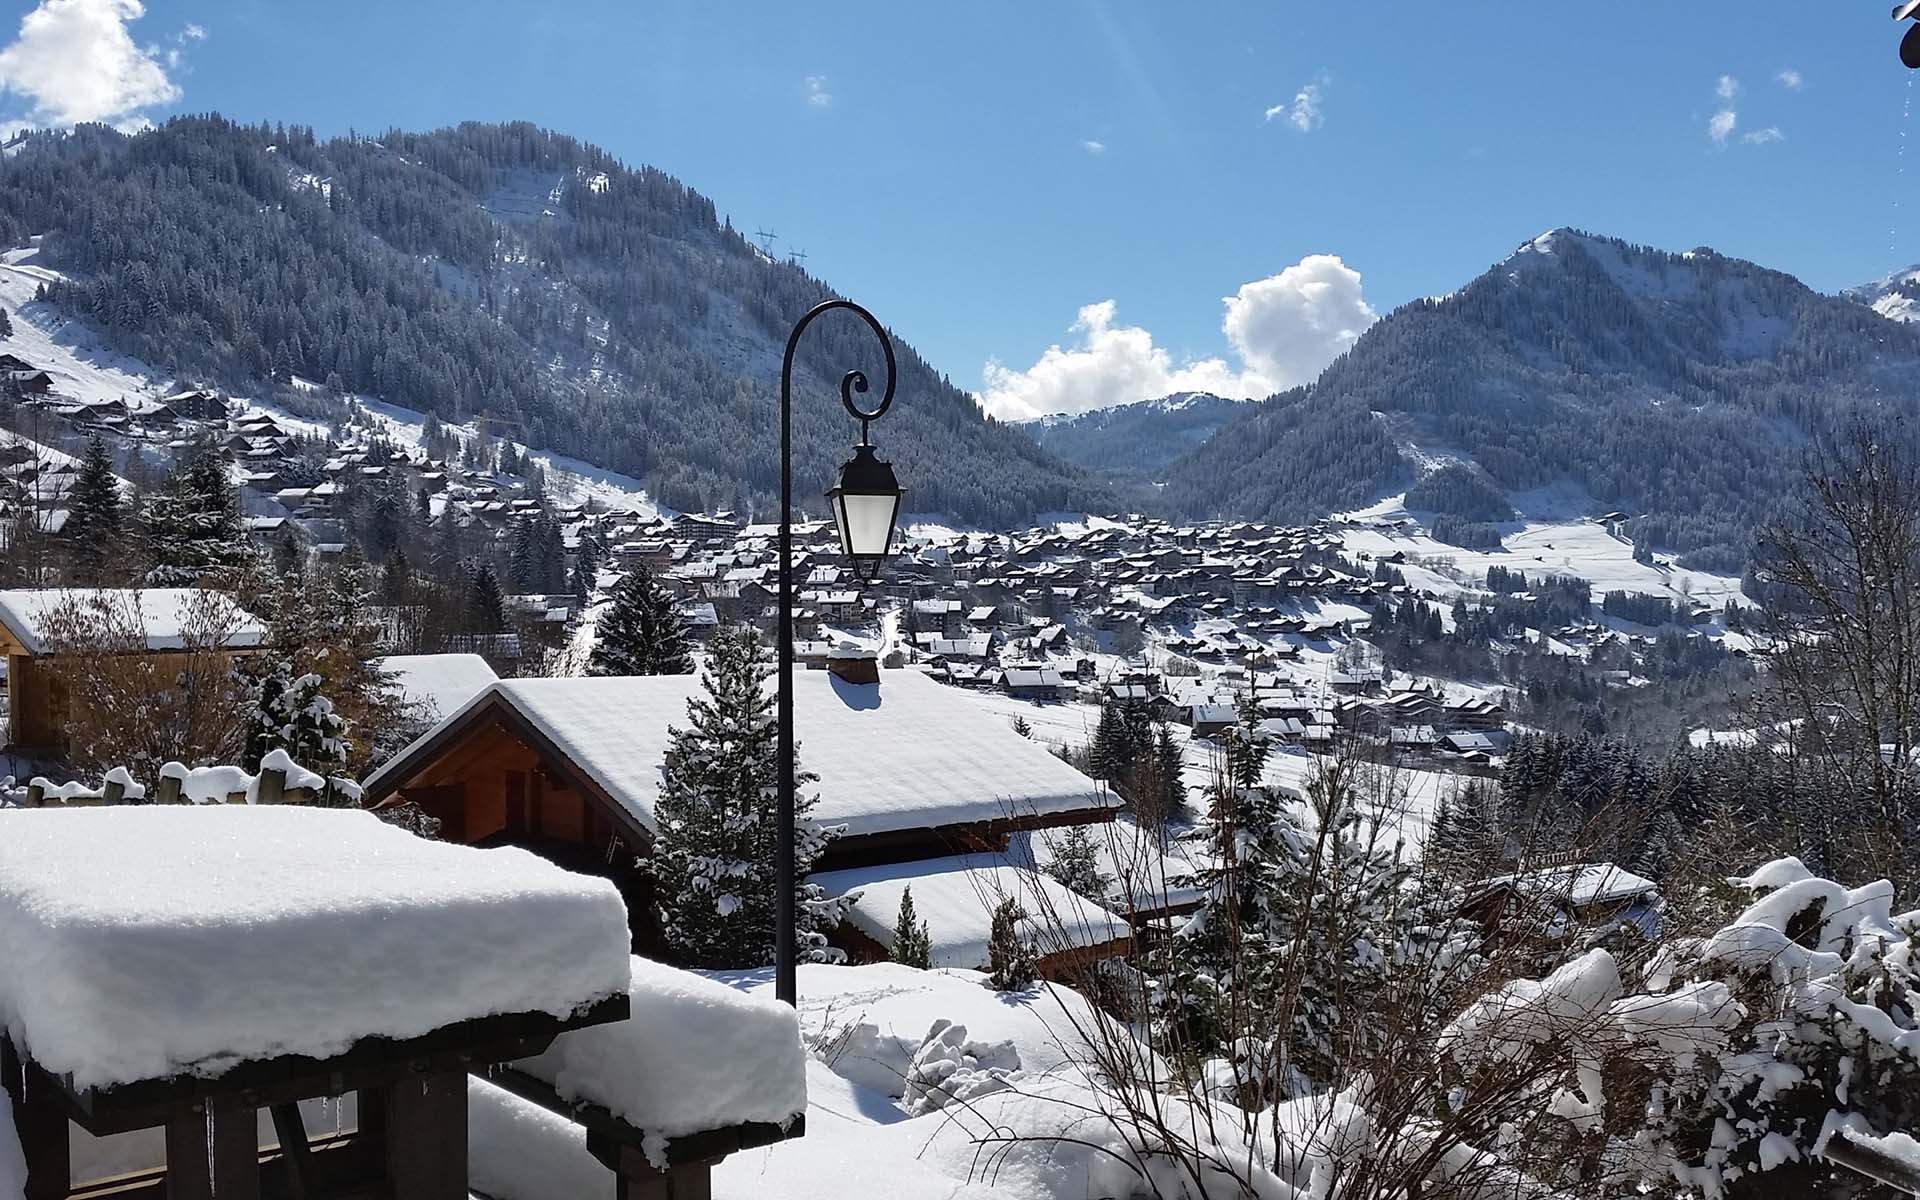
(834, 490, 900, 559)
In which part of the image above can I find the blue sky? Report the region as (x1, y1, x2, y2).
(2, 1, 1915, 417)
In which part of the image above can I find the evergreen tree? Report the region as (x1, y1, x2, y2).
(1043, 824, 1111, 898)
(985, 897, 1036, 991)
(652, 628, 850, 968)
(142, 442, 254, 584)
(0, 306, 12, 336)
(1010, 714, 1032, 739)
(1089, 701, 1129, 782)
(63, 435, 122, 583)
(891, 886, 932, 969)
(468, 562, 507, 633)
(588, 564, 692, 676)
(1153, 723, 1187, 823)
(243, 663, 348, 779)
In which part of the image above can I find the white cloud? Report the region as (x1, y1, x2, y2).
(975, 255, 1376, 421)
(1708, 109, 1737, 146)
(1265, 75, 1327, 133)
(0, 0, 184, 130)
(804, 75, 831, 108)
(1079, 139, 1106, 154)
(1715, 74, 1740, 101)
(1776, 68, 1803, 90)
(1742, 126, 1785, 145)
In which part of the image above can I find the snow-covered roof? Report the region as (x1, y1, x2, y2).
(518, 955, 805, 1139)
(1011, 822, 1205, 915)
(376, 652, 500, 721)
(1482, 862, 1659, 909)
(0, 588, 268, 656)
(371, 668, 1115, 839)
(812, 855, 1130, 970)
(0, 806, 631, 1089)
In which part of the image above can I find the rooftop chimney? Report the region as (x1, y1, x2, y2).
(827, 645, 880, 685)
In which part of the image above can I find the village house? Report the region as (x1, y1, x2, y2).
(361, 659, 1123, 957)
(0, 588, 268, 752)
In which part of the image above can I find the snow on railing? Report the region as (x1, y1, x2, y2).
(7, 752, 361, 810)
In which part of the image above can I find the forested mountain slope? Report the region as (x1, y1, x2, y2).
(1161, 229, 1920, 569)
(1019, 392, 1249, 475)
(0, 117, 1105, 525)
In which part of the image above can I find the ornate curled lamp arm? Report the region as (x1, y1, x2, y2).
(781, 299, 898, 445)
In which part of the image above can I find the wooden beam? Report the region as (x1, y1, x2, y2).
(58, 994, 629, 1135)
(268, 1103, 314, 1200)
(163, 1099, 256, 1200)
(380, 1069, 466, 1200)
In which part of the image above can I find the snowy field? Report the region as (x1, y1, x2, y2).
(1333, 492, 1745, 608)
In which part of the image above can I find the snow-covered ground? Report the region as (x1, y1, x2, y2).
(1334, 491, 1744, 608)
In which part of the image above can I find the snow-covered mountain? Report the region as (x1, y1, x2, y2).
(1160, 227, 1920, 571)
(1019, 392, 1249, 476)
(1846, 264, 1920, 323)
(0, 118, 1107, 528)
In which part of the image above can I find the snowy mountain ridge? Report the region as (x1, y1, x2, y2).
(1158, 226, 1920, 570)
(1019, 391, 1250, 478)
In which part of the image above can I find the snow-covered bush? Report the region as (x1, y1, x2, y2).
(1442, 856, 1920, 1198)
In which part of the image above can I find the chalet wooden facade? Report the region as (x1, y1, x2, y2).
(363, 659, 1122, 953)
(0, 589, 267, 753)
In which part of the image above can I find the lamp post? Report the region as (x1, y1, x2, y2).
(777, 299, 906, 1005)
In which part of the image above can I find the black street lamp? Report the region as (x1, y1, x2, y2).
(776, 299, 906, 1005)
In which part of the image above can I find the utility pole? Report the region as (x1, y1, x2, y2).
(753, 228, 780, 258)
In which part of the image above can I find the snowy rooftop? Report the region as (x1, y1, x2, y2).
(518, 956, 805, 1139)
(376, 652, 500, 721)
(0, 588, 268, 656)
(1482, 862, 1660, 908)
(0, 806, 632, 1089)
(811, 855, 1131, 971)
(374, 668, 1115, 838)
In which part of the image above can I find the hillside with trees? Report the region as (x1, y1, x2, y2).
(0, 117, 1107, 527)
(1160, 229, 1920, 570)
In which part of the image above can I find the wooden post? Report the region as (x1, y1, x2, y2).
(254, 765, 285, 807)
(7, 1048, 70, 1200)
(591, 1137, 715, 1200)
(100, 776, 125, 805)
(268, 1102, 314, 1200)
(164, 1098, 258, 1200)
(381, 1069, 466, 1200)
(23, 780, 42, 808)
(155, 772, 184, 805)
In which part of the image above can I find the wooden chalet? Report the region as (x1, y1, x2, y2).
(362, 659, 1120, 950)
(0, 589, 267, 752)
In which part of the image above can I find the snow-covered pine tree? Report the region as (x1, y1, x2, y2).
(242, 659, 347, 779)
(1010, 714, 1032, 739)
(0, 306, 13, 336)
(985, 897, 1035, 991)
(64, 435, 122, 584)
(141, 441, 255, 585)
(1157, 778, 1300, 1055)
(891, 886, 932, 969)
(588, 564, 692, 676)
(1043, 824, 1111, 899)
(652, 627, 849, 969)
